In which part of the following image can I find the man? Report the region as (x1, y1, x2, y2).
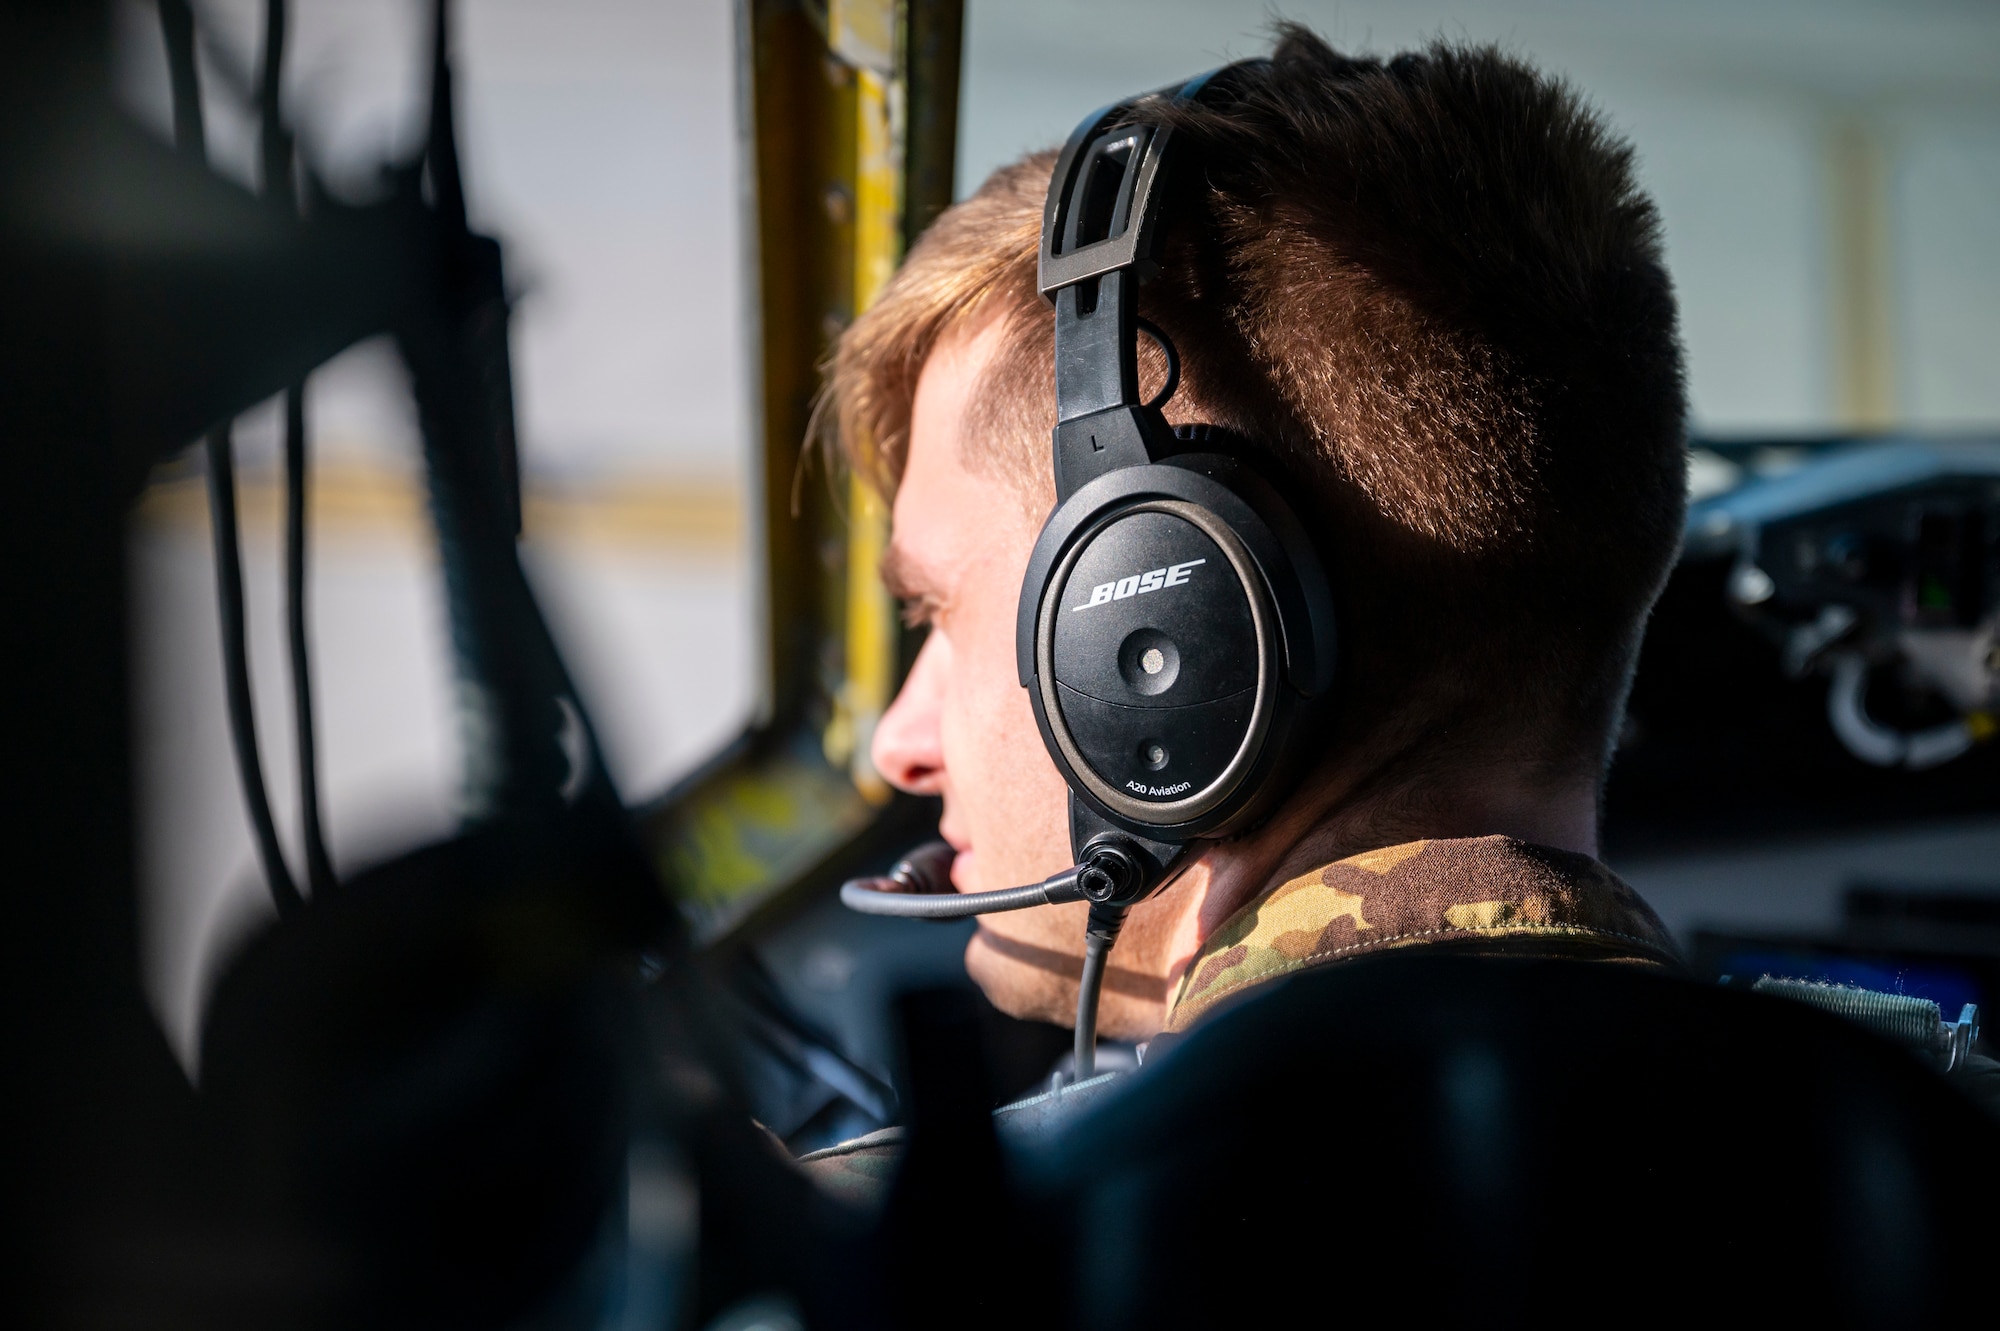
(814, 26, 1684, 1166)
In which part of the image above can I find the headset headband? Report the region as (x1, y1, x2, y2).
(1036, 66, 1250, 297)
(1033, 64, 1260, 500)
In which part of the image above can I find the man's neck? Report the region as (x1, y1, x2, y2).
(1155, 766, 1601, 987)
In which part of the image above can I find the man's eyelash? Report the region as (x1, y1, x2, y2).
(899, 596, 939, 629)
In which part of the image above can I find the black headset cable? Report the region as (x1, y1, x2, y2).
(260, 0, 336, 897)
(1072, 904, 1129, 1081)
(160, 0, 304, 916)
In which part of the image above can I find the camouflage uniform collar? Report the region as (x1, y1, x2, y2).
(1164, 835, 1679, 1033)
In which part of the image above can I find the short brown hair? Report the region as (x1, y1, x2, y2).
(825, 27, 1687, 781)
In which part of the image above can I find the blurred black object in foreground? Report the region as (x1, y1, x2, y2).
(0, 3, 677, 1323)
(197, 820, 658, 1325)
(820, 955, 2000, 1329)
(1004, 954, 2000, 1328)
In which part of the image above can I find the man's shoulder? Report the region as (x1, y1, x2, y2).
(1167, 834, 1680, 1031)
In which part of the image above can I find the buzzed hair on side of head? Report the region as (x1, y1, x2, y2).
(824, 24, 1687, 785)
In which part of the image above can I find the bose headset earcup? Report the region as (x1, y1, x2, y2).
(1019, 449, 1336, 842)
(1019, 69, 1338, 849)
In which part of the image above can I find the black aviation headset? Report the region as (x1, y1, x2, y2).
(844, 64, 1339, 1077)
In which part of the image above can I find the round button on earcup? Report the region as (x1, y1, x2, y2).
(1118, 629, 1180, 696)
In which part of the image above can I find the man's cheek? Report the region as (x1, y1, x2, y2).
(939, 700, 1051, 888)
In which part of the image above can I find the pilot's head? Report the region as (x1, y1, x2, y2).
(822, 27, 1687, 1038)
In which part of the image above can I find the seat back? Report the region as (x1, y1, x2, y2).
(1016, 954, 2000, 1328)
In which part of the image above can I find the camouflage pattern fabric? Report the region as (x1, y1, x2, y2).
(1165, 835, 1679, 1032)
(796, 1126, 905, 1210)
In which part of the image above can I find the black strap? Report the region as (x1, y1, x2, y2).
(1037, 64, 1261, 500)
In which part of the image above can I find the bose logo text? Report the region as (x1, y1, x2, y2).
(1072, 559, 1205, 611)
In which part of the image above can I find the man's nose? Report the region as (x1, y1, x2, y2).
(871, 631, 947, 796)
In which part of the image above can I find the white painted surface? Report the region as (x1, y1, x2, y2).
(1896, 108, 2000, 428)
